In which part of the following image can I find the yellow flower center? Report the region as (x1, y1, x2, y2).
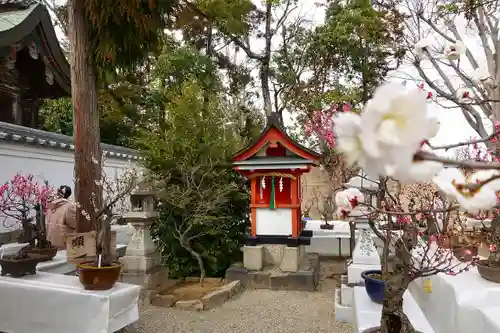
(452, 179, 479, 198)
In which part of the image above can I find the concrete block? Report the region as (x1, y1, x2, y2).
(262, 244, 285, 265)
(280, 246, 300, 272)
(341, 282, 353, 306)
(335, 288, 353, 323)
(243, 245, 264, 271)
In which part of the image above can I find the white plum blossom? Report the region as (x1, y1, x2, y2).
(456, 87, 473, 103)
(389, 145, 443, 183)
(426, 117, 440, 139)
(472, 67, 494, 86)
(344, 188, 365, 206)
(333, 82, 439, 180)
(445, 40, 466, 61)
(335, 190, 352, 219)
(335, 188, 365, 219)
(334, 113, 364, 166)
(469, 170, 500, 192)
(433, 168, 500, 213)
(360, 83, 429, 154)
(359, 83, 430, 173)
(414, 37, 432, 58)
(334, 113, 385, 177)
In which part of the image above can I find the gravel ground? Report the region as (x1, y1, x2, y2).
(126, 260, 353, 333)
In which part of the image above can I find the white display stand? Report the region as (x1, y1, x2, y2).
(409, 266, 500, 333)
(353, 287, 435, 333)
(304, 220, 351, 257)
(335, 218, 381, 324)
(0, 272, 140, 333)
(347, 220, 381, 284)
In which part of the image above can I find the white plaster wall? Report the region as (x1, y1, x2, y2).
(0, 142, 136, 233)
(256, 208, 292, 236)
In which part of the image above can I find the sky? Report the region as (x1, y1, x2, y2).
(48, 0, 487, 150)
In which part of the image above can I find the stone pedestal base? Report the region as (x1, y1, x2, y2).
(121, 266, 171, 305)
(243, 245, 263, 271)
(120, 252, 161, 273)
(226, 253, 319, 292)
(280, 246, 301, 272)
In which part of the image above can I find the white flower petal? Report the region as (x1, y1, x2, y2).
(426, 118, 440, 139)
(470, 170, 500, 192)
(456, 187, 497, 214)
(433, 167, 465, 198)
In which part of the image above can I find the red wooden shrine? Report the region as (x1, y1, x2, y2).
(232, 115, 321, 240)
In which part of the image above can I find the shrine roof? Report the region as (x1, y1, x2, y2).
(233, 156, 314, 166)
(232, 113, 321, 164)
(0, 1, 70, 95)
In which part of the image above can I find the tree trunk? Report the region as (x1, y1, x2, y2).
(180, 238, 206, 286)
(260, 0, 273, 118)
(96, 215, 112, 266)
(380, 224, 418, 333)
(380, 276, 415, 333)
(488, 212, 500, 267)
(68, 0, 101, 233)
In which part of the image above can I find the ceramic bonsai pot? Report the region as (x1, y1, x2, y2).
(452, 245, 478, 262)
(361, 269, 386, 304)
(77, 260, 122, 290)
(24, 245, 58, 262)
(476, 260, 500, 283)
(0, 253, 51, 277)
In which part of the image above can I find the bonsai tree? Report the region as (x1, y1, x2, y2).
(337, 181, 476, 333)
(75, 156, 139, 267)
(0, 174, 54, 257)
(311, 187, 335, 229)
(330, 79, 500, 332)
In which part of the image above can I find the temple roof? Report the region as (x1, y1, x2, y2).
(0, 0, 70, 95)
(0, 120, 142, 160)
(232, 113, 321, 164)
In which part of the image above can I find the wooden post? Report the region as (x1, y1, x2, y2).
(250, 178, 257, 237)
(291, 177, 298, 238)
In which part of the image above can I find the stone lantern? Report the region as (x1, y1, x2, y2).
(120, 181, 160, 274)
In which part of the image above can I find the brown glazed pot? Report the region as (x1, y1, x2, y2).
(0, 253, 51, 277)
(77, 261, 122, 290)
(452, 245, 478, 262)
(25, 245, 58, 262)
(476, 260, 500, 283)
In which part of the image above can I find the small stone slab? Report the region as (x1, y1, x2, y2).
(201, 288, 230, 310)
(152, 280, 243, 311)
(175, 299, 204, 311)
(223, 280, 242, 297)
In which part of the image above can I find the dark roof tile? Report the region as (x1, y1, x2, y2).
(0, 0, 39, 9)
